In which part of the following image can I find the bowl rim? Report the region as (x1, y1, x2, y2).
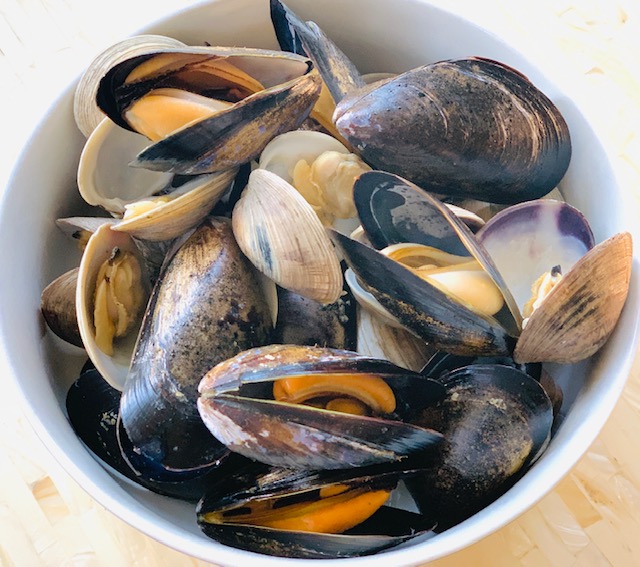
(1, 0, 639, 565)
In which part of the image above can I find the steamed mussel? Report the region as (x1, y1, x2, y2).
(37, 0, 636, 561)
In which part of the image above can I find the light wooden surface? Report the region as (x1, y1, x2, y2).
(1, 0, 640, 565)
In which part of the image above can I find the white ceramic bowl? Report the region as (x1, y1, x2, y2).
(1, 0, 638, 565)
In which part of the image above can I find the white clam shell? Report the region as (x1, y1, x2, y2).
(78, 117, 173, 215)
(76, 223, 149, 390)
(258, 129, 350, 184)
(232, 168, 343, 304)
(112, 168, 237, 241)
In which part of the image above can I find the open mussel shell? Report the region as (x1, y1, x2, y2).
(331, 230, 515, 357)
(78, 116, 173, 215)
(120, 217, 274, 471)
(96, 46, 322, 175)
(74, 35, 186, 137)
(198, 344, 444, 470)
(407, 363, 553, 530)
(111, 167, 237, 241)
(232, 168, 343, 304)
(66, 362, 232, 500)
(197, 463, 436, 559)
(352, 171, 522, 334)
(334, 57, 571, 204)
(76, 223, 150, 390)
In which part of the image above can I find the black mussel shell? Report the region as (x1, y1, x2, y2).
(120, 218, 273, 471)
(406, 364, 553, 530)
(269, 0, 365, 103)
(334, 58, 571, 204)
(331, 229, 516, 356)
(198, 345, 444, 469)
(273, 272, 357, 350)
(198, 507, 434, 559)
(66, 363, 231, 500)
(197, 463, 436, 558)
(421, 352, 542, 382)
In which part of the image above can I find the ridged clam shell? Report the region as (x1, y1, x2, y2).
(111, 168, 237, 241)
(232, 168, 343, 304)
(514, 232, 632, 363)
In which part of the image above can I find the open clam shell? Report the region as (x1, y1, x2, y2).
(476, 200, 633, 363)
(514, 232, 633, 363)
(111, 168, 237, 241)
(198, 344, 444, 470)
(78, 116, 173, 215)
(96, 46, 322, 175)
(76, 223, 150, 390)
(232, 168, 343, 304)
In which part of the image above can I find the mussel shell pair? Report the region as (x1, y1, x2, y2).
(96, 45, 322, 175)
(407, 363, 554, 530)
(197, 344, 445, 470)
(271, 0, 571, 204)
(197, 462, 436, 559)
(120, 217, 274, 471)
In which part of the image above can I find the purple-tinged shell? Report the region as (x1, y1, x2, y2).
(476, 200, 594, 313)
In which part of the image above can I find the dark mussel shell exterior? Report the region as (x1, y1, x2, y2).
(334, 57, 571, 204)
(353, 171, 522, 336)
(406, 364, 553, 530)
(273, 277, 357, 350)
(198, 344, 444, 469)
(97, 47, 322, 175)
(269, 0, 365, 103)
(331, 230, 515, 357)
(421, 351, 542, 382)
(197, 462, 436, 558)
(120, 217, 273, 471)
(66, 362, 231, 500)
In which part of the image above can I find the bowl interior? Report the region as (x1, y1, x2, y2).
(1, 0, 638, 565)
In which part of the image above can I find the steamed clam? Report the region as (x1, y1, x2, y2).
(76, 223, 150, 390)
(231, 168, 343, 304)
(258, 129, 370, 226)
